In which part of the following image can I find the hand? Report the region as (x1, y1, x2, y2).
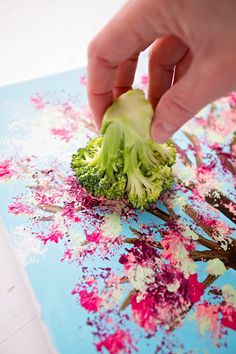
(87, 0, 236, 143)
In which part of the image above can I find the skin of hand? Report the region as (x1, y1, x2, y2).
(87, 0, 236, 143)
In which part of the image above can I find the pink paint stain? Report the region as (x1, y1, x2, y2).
(50, 104, 80, 142)
(60, 249, 73, 262)
(62, 202, 81, 222)
(131, 293, 157, 333)
(8, 200, 33, 215)
(198, 216, 232, 239)
(221, 305, 236, 330)
(207, 109, 236, 137)
(0, 160, 16, 180)
(79, 76, 87, 86)
(85, 230, 102, 244)
(161, 227, 194, 264)
(229, 92, 236, 106)
(188, 273, 205, 303)
(72, 283, 102, 313)
(225, 202, 236, 216)
(195, 116, 208, 127)
(78, 289, 102, 313)
(96, 328, 137, 354)
(30, 93, 48, 110)
(196, 303, 220, 337)
(197, 164, 216, 183)
(37, 229, 63, 245)
(50, 128, 73, 142)
(140, 74, 148, 86)
(34, 190, 63, 205)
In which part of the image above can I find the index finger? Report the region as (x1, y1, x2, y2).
(87, 0, 167, 126)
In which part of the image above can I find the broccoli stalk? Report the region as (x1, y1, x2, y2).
(71, 89, 176, 209)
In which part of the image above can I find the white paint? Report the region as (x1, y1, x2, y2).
(222, 284, 236, 307)
(128, 265, 155, 293)
(205, 258, 226, 276)
(101, 213, 122, 239)
(167, 280, 180, 293)
(10, 224, 47, 266)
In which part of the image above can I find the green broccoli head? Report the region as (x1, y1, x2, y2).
(71, 89, 176, 209)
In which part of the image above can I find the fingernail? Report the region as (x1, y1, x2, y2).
(151, 121, 176, 144)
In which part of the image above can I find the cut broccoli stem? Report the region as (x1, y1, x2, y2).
(98, 122, 123, 176)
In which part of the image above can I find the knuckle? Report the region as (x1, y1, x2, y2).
(87, 37, 117, 70)
(149, 40, 161, 61)
(87, 38, 99, 58)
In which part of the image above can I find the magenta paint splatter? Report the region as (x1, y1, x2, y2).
(0, 160, 16, 180)
(30, 93, 49, 110)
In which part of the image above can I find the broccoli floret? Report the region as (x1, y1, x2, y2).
(71, 89, 176, 209)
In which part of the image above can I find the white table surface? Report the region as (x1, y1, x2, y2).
(0, 0, 126, 87)
(0, 1, 126, 353)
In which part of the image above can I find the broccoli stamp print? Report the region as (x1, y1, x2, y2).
(0, 63, 235, 354)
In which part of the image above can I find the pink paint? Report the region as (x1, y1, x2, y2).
(161, 227, 194, 265)
(79, 76, 87, 86)
(225, 202, 236, 216)
(34, 190, 63, 205)
(72, 283, 102, 313)
(195, 116, 208, 127)
(60, 249, 73, 262)
(207, 109, 236, 137)
(30, 93, 48, 110)
(188, 274, 205, 303)
(78, 289, 102, 313)
(96, 328, 136, 354)
(8, 200, 33, 215)
(161, 230, 183, 260)
(37, 229, 63, 245)
(229, 92, 236, 106)
(50, 128, 73, 142)
(198, 216, 233, 240)
(119, 252, 137, 271)
(62, 202, 81, 222)
(196, 303, 220, 337)
(197, 164, 216, 183)
(221, 305, 236, 330)
(0, 160, 15, 180)
(49, 104, 81, 142)
(140, 75, 148, 86)
(131, 294, 157, 333)
(85, 230, 102, 244)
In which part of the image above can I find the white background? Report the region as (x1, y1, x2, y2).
(0, 0, 126, 87)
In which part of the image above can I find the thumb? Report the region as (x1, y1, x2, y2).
(151, 61, 219, 143)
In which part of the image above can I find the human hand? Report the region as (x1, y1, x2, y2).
(87, 0, 236, 143)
